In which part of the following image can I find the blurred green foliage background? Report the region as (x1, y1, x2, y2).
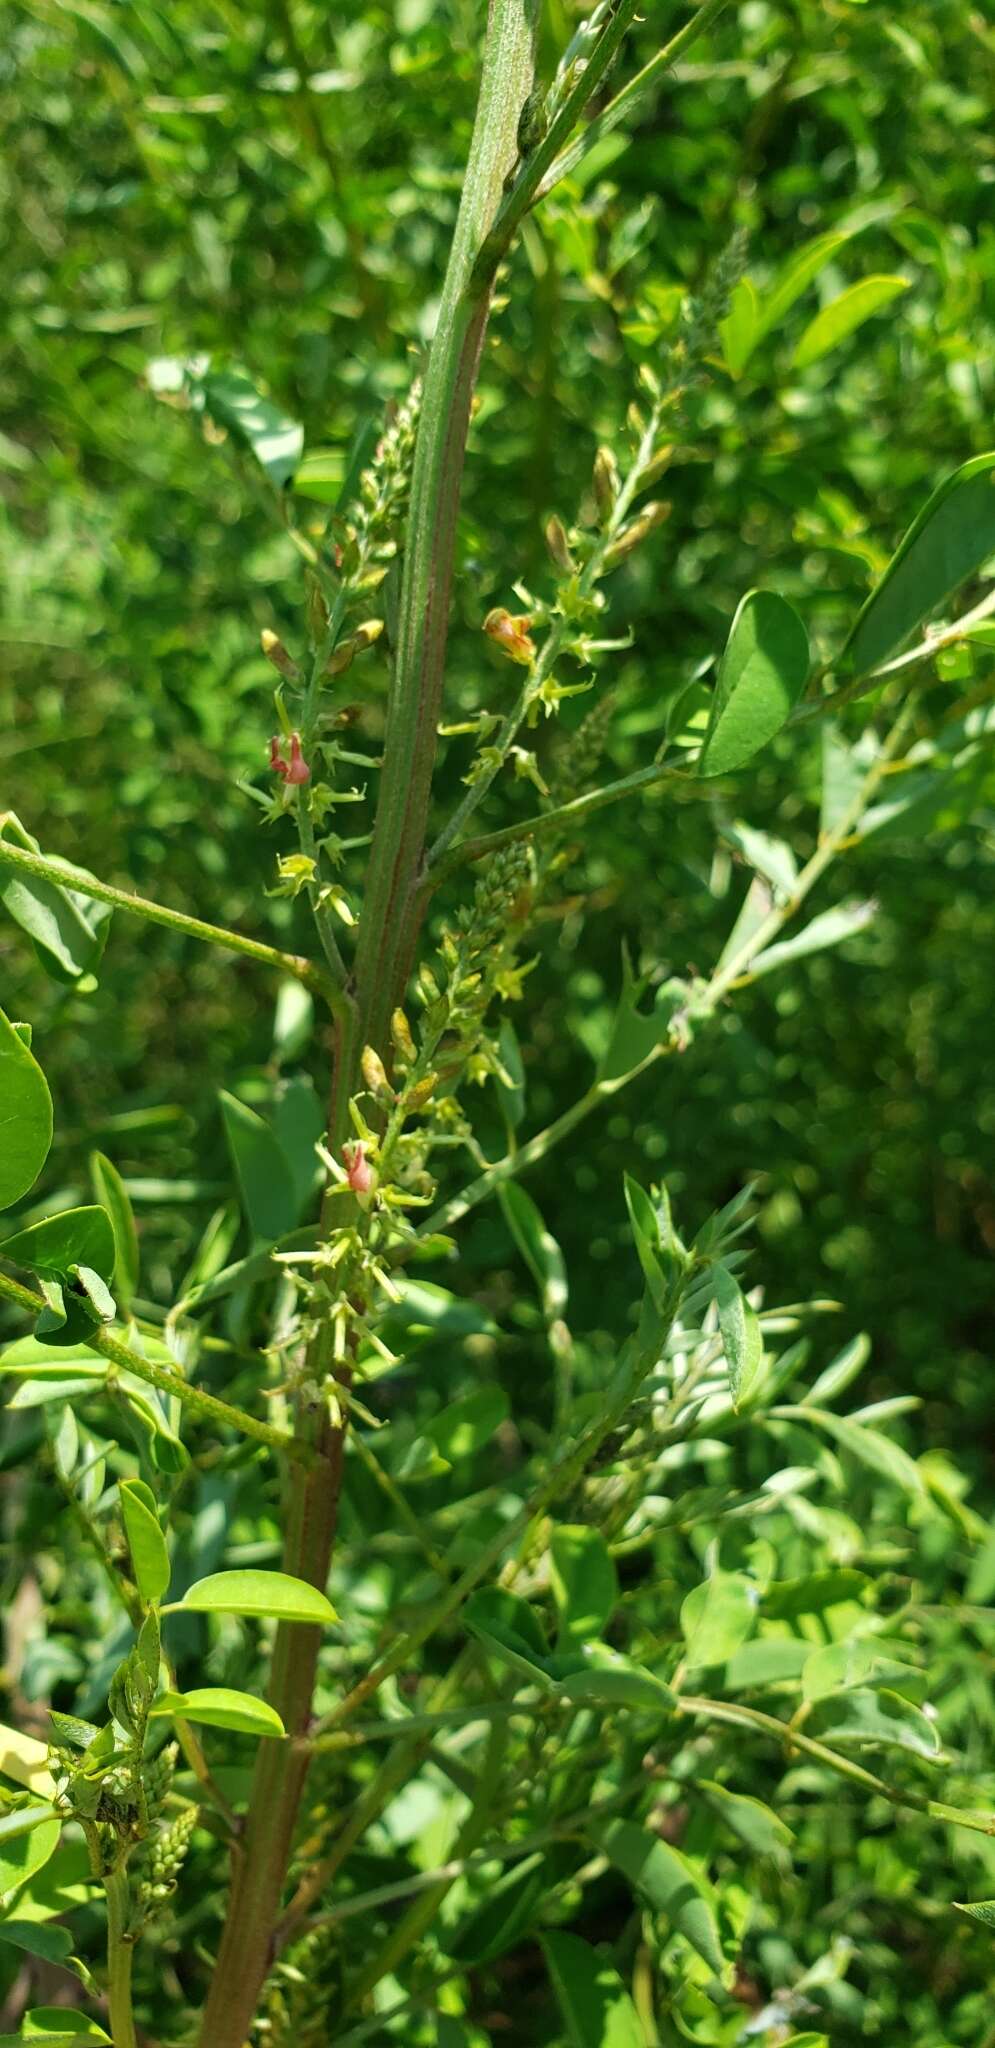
(2, 0, 995, 2037)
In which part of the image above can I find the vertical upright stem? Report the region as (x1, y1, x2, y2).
(350, 0, 540, 1067)
(105, 1865, 138, 2048)
(196, 9, 537, 2041)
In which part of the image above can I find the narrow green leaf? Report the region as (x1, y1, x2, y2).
(761, 229, 851, 335)
(119, 1479, 170, 1605)
(746, 901, 876, 980)
(719, 277, 762, 378)
(292, 447, 346, 503)
(697, 591, 810, 777)
(843, 452, 995, 675)
(713, 1265, 764, 1409)
(589, 1816, 727, 1978)
(177, 1569, 337, 1626)
(89, 1153, 140, 1310)
(150, 1687, 285, 1738)
(681, 1572, 757, 1668)
(0, 1005, 53, 1213)
(219, 1091, 298, 1243)
(698, 1778, 794, 1855)
(542, 1929, 645, 2048)
(463, 1587, 553, 1686)
(624, 1174, 668, 1313)
(550, 1525, 618, 1645)
(804, 1333, 871, 1406)
(499, 1183, 568, 1318)
(793, 274, 909, 369)
(763, 1569, 869, 1622)
(0, 1206, 116, 1288)
(778, 1404, 924, 1495)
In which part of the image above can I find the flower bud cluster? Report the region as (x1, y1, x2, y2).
(136, 1801, 197, 1919)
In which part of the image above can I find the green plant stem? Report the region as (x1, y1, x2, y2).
(677, 1696, 995, 1836)
(348, 0, 539, 1067)
(472, 0, 645, 283)
(430, 757, 696, 878)
(539, 0, 733, 198)
(0, 831, 334, 1003)
(105, 1863, 138, 2048)
(0, 1267, 305, 1459)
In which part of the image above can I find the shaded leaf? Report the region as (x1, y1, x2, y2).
(201, 367, 303, 485)
(0, 1005, 53, 1213)
(89, 1153, 140, 1309)
(219, 1091, 298, 1243)
(697, 591, 809, 777)
(843, 451, 995, 675)
(588, 1817, 727, 1978)
(550, 1526, 618, 1645)
(119, 1479, 170, 1606)
(681, 1572, 757, 1667)
(499, 1183, 567, 1318)
(542, 1929, 645, 2048)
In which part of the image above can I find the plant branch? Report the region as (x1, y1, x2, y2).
(537, 0, 733, 199)
(0, 1268, 305, 1460)
(105, 1862, 139, 2048)
(348, 0, 540, 1066)
(677, 1696, 995, 1836)
(0, 833, 334, 1005)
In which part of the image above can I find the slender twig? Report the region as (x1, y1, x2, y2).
(677, 1696, 995, 1837)
(430, 758, 696, 879)
(536, 0, 734, 200)
(0, 1268, 306, 1461)
(0, 833, 334, 1005)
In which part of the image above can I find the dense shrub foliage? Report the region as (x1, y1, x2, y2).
(1, 2, 994, 2044)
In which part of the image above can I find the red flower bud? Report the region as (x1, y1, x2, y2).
(343, 1141, 375, 1195)
(285, 732, 311, 786)
(269, 735, 289, 779)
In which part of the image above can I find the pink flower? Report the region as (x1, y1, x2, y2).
(269, 733, 311, 785)
(343, 1142, 375, 1195)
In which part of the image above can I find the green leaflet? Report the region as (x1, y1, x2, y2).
(175, 1569, 337, 1626)
(542, 1929, 644, 2048)
(792, 274, 909, 369)
(0, 1005, 53, 1213)
(89, 1152, 140, 1309)
(219, 1091, 299, 1244)
(588, 1816, 727, 1979)
(843, 451, 995, 675)
(119, 1479, 171, 1606)
(681, 1572, 757, 1668)
(150, 1687, 285, 1738)
(550, 1525, 618, 1645)
(697, 590, 810, 777)
(198, 365, 303, 485)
